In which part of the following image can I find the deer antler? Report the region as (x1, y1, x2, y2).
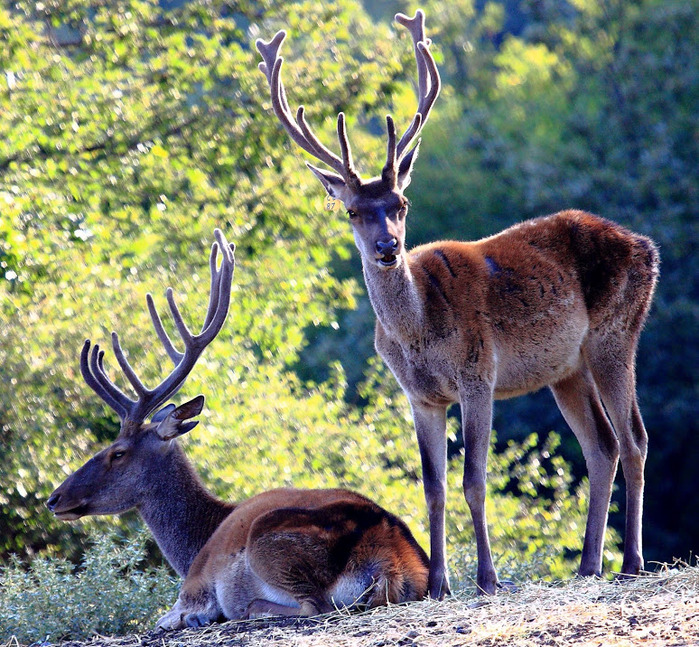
(257, 10, 440, 190)
(256, 32, 361, 189)
(80, 229, 235, 425)
(383, 10, 441, 184)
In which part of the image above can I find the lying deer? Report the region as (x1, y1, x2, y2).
(257, 11, 659, 598)
(47, 229, 429, 628)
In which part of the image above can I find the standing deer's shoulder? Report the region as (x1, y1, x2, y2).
(48, 230, 429, 630)
(257, 10, 659, 599)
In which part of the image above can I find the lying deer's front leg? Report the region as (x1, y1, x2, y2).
(459, 382, 499, 595)
(410, 401, 450, 599)
(156, 587, 222, 631)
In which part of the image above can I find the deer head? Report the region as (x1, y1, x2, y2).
(256, 10, 440, 270)
(47, 230, 235, 521)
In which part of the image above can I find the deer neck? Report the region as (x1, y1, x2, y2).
(361, 251, 423, 343)
(137, 443, 235, 578)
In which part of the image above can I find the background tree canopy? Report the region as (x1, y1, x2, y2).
(0, 0, 696, 583)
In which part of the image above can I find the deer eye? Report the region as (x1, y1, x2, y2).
(111, 450, 126, 462)
(347, 210, 357, 219)
(398, 205, 408, 218)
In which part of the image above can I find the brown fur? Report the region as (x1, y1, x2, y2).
(361, 207, 658, 597)
(156, 488, 428, 629)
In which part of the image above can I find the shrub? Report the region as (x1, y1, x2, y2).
(0, 530, 178, 644)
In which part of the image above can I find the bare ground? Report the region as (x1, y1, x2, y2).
(23, 565, 699, 647)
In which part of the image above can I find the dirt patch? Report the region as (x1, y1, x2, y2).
(40, 566, 699, 647)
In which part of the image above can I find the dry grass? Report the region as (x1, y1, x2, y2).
(12, 565, 699, 647)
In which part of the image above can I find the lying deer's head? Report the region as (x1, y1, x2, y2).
(47, 230, 235, 520)
(256, 10, 440, 270)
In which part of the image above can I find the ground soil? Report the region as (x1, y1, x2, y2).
(43, 566, 699, 647)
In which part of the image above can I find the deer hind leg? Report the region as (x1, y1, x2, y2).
(458, 383, 499, 595)
(584, 336, 648, 575)
(410, 401, 450, 599)
(550, 363, 620, 577)
(242, 509, 348, 618)
(246, 598, 322, 619)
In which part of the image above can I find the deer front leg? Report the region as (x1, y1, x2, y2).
(459, 382, 499, 595)
(155, 587, 222, 631)
(410, 401, 450, 599)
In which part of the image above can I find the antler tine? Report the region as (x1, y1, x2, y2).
(111, 332, 148, 397)
(256, 30, 286, 84)
(84, 340, 137, 419)
(393, 10, 441, 160)
(165, 288, 195, 349)
(147, 293, 183, 365)
(200, 240, 221, 333)
(197, 229, 235, 345)
(257, 32, 354, 183)
(295, 106, 355, 185)
(80, 340, 130, 418)
(336, 113, 361, 188)
(93, 347, 137, 413)
(395, 10, 427, 98)
(382, 115, 397, 184)
(415, 41, 440, 122)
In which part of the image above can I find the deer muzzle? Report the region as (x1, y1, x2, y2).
(375, 238, 400, 268)
(47, 490, 89, 521)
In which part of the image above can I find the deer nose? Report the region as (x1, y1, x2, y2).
(376, 239, 398, 256)
(47, 492, 60, 511)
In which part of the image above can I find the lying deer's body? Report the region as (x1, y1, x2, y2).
(157, 488, 428, 629)
(48, 230, 428, 630)
(257, 11, 659, 597)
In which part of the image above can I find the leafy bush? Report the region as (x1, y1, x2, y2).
(0, 530, 178, 644)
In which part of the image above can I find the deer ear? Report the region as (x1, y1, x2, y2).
(155, 395, 205, 441)
(151, 403, 176, 423)
(306, 163, 348, 200)
(397, 140, 421, 191)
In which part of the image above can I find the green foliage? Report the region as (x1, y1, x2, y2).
(0, 3, 692, 640)
(0, 0, 404, 559)
(0, 530, 178, 643)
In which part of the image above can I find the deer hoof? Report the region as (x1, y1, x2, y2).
(184, 612, 213, 628)
(497, 580, 518, 593)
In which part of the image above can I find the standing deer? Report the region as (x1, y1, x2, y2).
(257, 10, 659, 598)
(47, 229, 429, 628)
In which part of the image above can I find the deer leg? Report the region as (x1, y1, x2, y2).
(584, 340, 647, 575)
(156, 587, 222, 631)
(459, 384, 498, 595)
(246, 599, 321, 619)
(550, 364, 620, 577)
(410, 401, 450, 599)
(243, 510, 340, 615)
